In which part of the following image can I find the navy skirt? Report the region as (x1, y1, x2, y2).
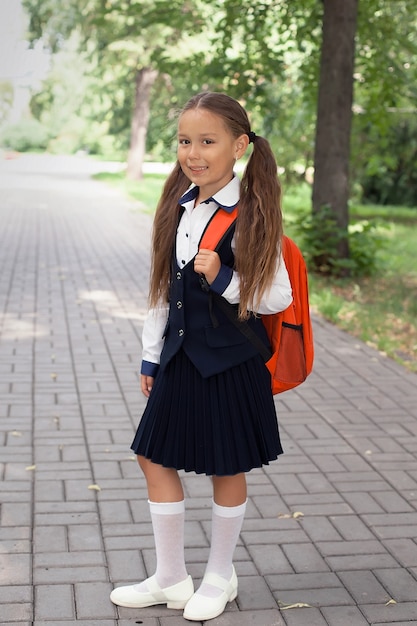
(131, 349, 283, 476)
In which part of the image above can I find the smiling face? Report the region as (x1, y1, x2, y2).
(177, 108, 249, 202)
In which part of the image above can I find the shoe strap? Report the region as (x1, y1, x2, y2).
(146, 575, 166, 602)
(202, 571, 233, 595)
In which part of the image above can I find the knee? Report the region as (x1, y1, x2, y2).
(137, 454, 149, 476)
(136, 455, 165, 483)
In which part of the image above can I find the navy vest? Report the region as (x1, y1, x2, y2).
(159, 222, 271, 378)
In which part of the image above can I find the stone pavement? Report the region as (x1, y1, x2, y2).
(1, 154, 417, 626)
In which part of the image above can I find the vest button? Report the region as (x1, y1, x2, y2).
(176, 271, 182, 280)
(176, 301, 183, 309)
(178, 329, 184, 336)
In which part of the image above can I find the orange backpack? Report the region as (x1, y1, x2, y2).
(199, 207, 314, 394)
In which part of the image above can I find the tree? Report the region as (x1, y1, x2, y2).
(311, 0, 358, 269)
(0, 81, 14, 126)
(22, 0, 208, 179)
(128, 67, 158, 178)
(207, 0, 417, 272)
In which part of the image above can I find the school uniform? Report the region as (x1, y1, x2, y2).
(131, 175, 292, 476)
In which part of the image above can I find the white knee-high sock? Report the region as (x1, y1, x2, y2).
(198, 499, 247, 598)
(135, 500, 188, 591)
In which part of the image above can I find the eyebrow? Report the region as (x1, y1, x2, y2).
(178, 132, 220, 138)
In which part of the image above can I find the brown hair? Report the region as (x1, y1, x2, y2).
(148, 91, 283, 319)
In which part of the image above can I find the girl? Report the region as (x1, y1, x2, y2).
(110, 92, 292, 621)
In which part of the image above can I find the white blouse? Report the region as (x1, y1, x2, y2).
(142, 176, 293, 367)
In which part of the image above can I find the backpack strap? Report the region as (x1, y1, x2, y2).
(199, 205, 239, 250)
(197, 204, 238, 295)
(198, 204, 271, 362)
(211, 292, 272, 362)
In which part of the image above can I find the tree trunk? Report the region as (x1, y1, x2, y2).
(312, 0, 358, 269)
(126, 67, 158, 181)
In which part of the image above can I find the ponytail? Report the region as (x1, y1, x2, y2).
(235, 135, 283, 319)
(148, 162, 190, 307)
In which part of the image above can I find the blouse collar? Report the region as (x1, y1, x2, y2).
(178, 174, 240, 213)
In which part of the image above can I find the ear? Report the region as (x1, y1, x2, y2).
(235, 133, 250, 160)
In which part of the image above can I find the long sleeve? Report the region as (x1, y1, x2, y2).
(140, 305, 169, 376)
(211, 253, 293, 314)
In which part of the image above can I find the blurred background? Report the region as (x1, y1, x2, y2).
(0, 0, 416, 370)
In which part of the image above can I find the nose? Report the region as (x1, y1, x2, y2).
(188, 143, 200, 159)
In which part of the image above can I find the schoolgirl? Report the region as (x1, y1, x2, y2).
(110, 91, 292, 621)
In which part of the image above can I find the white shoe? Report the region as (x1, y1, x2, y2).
(183, 566, 238, 621)
(110, 574, 194, 609)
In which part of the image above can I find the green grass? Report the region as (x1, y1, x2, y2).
(93, 171, 166, 213)
(96, 171, 417, 373)
(283, 185, 417, 371)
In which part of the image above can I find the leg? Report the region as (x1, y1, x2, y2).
(138, 455, 184, 502)
(212, 473, 247, 506)
(207, 473, 247, 583)
(183, 473, 247, 621)
(110, 456, 193, 609)
(137, 456, 188, 586)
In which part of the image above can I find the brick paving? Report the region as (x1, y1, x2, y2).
(1, 153, 417, 626)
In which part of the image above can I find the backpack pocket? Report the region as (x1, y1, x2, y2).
(273, 322, 307, 384)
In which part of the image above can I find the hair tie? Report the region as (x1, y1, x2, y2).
(247, 131, 257, 144)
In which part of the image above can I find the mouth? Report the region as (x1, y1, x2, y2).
(188, 166, 207, 173)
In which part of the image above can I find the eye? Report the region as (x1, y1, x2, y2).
(178, 138, 190, 145)
(202, 139, 214, 145)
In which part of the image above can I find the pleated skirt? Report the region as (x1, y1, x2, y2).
(131, 349, 283, 476)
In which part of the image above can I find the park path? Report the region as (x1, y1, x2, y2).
(1, 153, 417, 626)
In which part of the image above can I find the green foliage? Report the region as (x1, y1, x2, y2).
(350, 1, 417, 207)
(355, 1, 417, 121)
(352, 114, 417, 207)
(349, 201, 417, 223)
(295, 204, 386, 278)
(348, 219, 388, 275)
(309, 270, 417, 373)
(0, 118, 50, 151)
(308, 283, 346, 326)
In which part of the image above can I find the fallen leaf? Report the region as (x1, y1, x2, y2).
(11, 430, 23, 437)
(292, 511, 304, 519)
(26, 465, 36, 471)
(88, 484, 101, 491)
(50, 373, 57, 380)
(278, 511, 304, 519)
(278, 601, 312, 610)
(385, 599, 397, 606)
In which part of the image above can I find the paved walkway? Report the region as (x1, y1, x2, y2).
(1, 154, 417, 626)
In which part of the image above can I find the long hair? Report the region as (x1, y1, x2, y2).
(148, 92, 283, 319)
